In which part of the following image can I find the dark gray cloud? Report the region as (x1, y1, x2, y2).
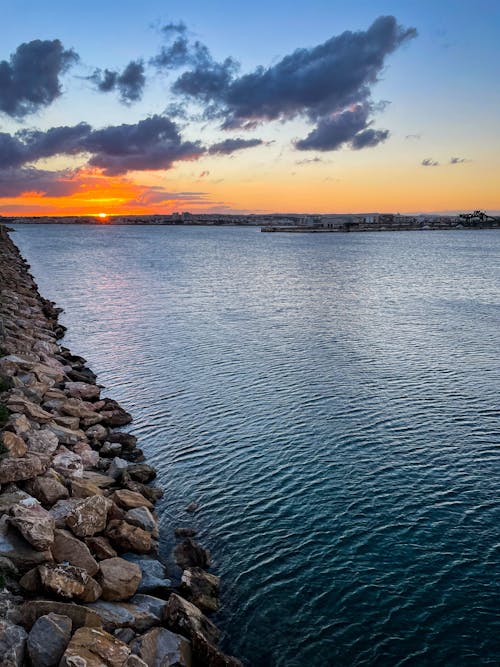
(171, 15, 415, 148)
(422, 158, 439, 167)
(208, 137, 263, 155)
(0, 167, 77, 197)
(0, 115, 204, 176)
(351, 127, 389, 149)
(450, 156, 468, 164)
(90, 60, 146, 103)
(0, 39, 78, 118)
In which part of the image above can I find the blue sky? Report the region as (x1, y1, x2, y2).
(1, 1, 499, 215)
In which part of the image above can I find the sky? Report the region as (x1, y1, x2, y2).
(1, 0, 499, 217)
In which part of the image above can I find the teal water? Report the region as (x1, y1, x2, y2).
(12, 225, 500, 666)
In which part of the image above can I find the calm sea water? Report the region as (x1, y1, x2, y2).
(12, 224, 500, 666)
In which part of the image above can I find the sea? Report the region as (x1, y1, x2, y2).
(11, 224, 500, 666)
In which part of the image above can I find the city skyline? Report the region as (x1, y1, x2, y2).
(1, 0, 500, 217)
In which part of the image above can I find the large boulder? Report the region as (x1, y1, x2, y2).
(125, 507, 158, 536)
(180, 567, 220, 613)
(46, 422, 86, 447)
(6, 396, 53, 424)
(9, 501, 55, 551)
(25, 470, 69, 506)
(66, 495, 112, 537)
(121, 554, 171, 595)
(1, 432, 27, 458)
(174, 538, 211, 570)
(64, 382, 101, 401)
(0, 454, 43, 484)
(106, 520, 152, 554)
(38, 563, 101, 602)
(70, 477, 103, 498)
(0, 515, 53, 571)
(27, 612, 72, 667)
(164, 593, 220, 645)
(112, 489, 153, 510)
(51, 446, 84, 478)
(59, 627, 130, 667)
(51, 528, 99, 576)
(85, 536, 118, 560)
(19, 600, 101, 631)
(0, 620, 27, 667)
(98, 557, 142, 601)
(25, 428, 58, 456)
(84, 595, 168, 633)
(130, 627, 192, 667)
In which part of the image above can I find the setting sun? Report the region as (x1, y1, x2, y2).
(97, 212, 108, 219)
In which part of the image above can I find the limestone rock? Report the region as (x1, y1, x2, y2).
(85, 536, 118, 560)
(6, 413, 31, 437)
(6, 396, 53, 423)
(0, 619, 27, 667)
(59, 627, 130, 667)
(25, 470, 69, 506)
(174, 538, 211, 570)
(27, 612, 72, 667)
(66, 495, 112, 537)
(65, 382, 101, 401)
(0, 453, 43, 484)
(71, 477, 103, 498)
(49, 498, 83, 528)
(125, 507, 158, 536)
(53, 414, 80, 431)
(98, 557, 142, 601)
(10, 501, 55, 550)
(46, 422, 86, 447)
(130, 627, 192, 667)
(38, 563, 102, 602)
(25, 428, 58, 456)
(112, 489, 153, 510)
(180, 567, 220, 613)
(1, 432, 27, 458)
(73, 440, 100, 467)
(86, 424, 109, 442)
(51, 528, 99, 576)
(51, 446, 84, 478)
(0, 515, 53, 571)
(164, 593, 220, 645)
(106, 520, 152, 554)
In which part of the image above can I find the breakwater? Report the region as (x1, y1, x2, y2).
(0, 224, 241, 666)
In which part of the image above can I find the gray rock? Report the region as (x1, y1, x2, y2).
(131, 627, 192, 667)
(0, 515, 53, 571)
(27, 612, 72, 667)
(121, 554, 172, 595)
(0, 620, 27, 667)
(125, 507, 158, 535)
(107, 456, 129, 478)
(84, 594, 168, 633)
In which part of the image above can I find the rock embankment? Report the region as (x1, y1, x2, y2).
(0, 225, 241, 667)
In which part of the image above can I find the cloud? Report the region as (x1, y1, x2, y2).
(0, 115, 204, 175)
(0, 167, 78, 197)
(171, 15, 415, 149)
(405, 133, 421, 140)
(0, 39, 78, 118)
(208, 137, 263, 155)
(351, 127, 389, 149)
(89, 60, 146, 102)
(296, 157, 323, 164)
(421, 158, 439, 167)
(450, 156, 469, 164)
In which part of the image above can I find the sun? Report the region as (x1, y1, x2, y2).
(97, 212, 108, 219)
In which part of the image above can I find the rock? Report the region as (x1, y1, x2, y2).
(72, 441, 100, 467)
(70, 477, 103, 498)
(85, 536, 118, 561)
(114, 628, 135, 644)
(0, 620, 27, 667)
(107, 432, 137, 450)
(83, 595, 167, 633)
(126, 464, 156, 484)
(27, 612, 72, 667)
(112, 489, 153, 510)
(174, 539, 211, 570)
(126, 654, 148, 667)
(66, 495, 112, 537)
(80, 470, 116, 488)
(49, 498, 83, 528)
(0, 454, 43, 484)
(0, 515, 53, 571)
(164, 593, 220, 645)
(106, 520, 152, 554)
(98, 557, 142, 601)
(175, 528, 197, 538)
(46, 422, 86, 447)
(6, 396, 53, 423)
(1, 432, 27, 458)
(180, 567, 220, 613)
(19, 566, 42, 593)
(6, 413, 31, 437)
(100, 409, 133, 428)
(10, 501, 55, 550)
(191, 635, 243, 667)
(51, 528, 99, 576)
(125, 481, 163, 504)
(130, 627, 192, 667)
(59, 627, 130, 667)
(125, 507, 158, 536)
(19, 600, 101, 631)
(185, 501, 199, 513)
(101, 442, 123, 458)
(121, 554, 171, 595)
(53, 414, 81, 431)
(25, 428, 58, 456)
(51, 446, 83, 478)
(38, 563, 101, 602)
(0, 489, 32, 515)
(86, 424, 109, 442)
(64, 382, 101, 401)
(108, 457, 129, 479)
(25, 470, 69, 506)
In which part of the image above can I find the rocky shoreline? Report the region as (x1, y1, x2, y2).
(0, 224, 241, 667)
